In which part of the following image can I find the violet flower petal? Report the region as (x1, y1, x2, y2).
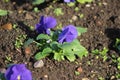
(64, 0, 75, 3)
(58, 25, 78, 43)
(5, 64, 32, 80)
(35, 16, 57, 34)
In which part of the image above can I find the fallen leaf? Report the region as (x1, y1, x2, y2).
(1, 23, 12, 30)
(77, 66, 83, 73)
(25, 47, 31, 55)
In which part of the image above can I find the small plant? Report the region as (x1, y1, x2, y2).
(115, 38, 120, 51)
(92, 47, 108, 61)
(32, 0, 45, 5)
(77, 0, 93, 4)
(116, 73, 120, 79)
(15, 35, 27, 49)
(54, 8, 64, 16)
(0, 9, 8, 16)
(117, 57, 120, 70)
(5, 56, 12, 63)
(24, 16, 88, 62)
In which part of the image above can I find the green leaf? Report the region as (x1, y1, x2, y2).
(50, 41, 61, 51)
(100, 47, 108, 56)
(54, 52, 65, 61)
(0, 9, 8, 16)
(77, 0, 93, 4)
(76, 27, 87, 36)
(35, 47, 52, 60)
(71, 39, 88, 59)
(24, 38, 34, 47)
(36, 34, 50, 40)
(42, 47, 52, 54)
(60, 39, 88, 60)
(35, 52, 44, 60)
(66, 53, 76, 62)
(32, 0, 45, 5)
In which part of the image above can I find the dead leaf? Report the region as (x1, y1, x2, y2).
(1, 23, 12, 30)
(77, 66, 83, 73)
(25, 47, 31, 55)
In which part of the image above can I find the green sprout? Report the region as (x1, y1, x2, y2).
(74, 7, 79, 11)
(115, 38, 120, 51)
(3, 0, 10, 2)
(33, 7, 40, 13)
(77, 0, 93, 4)
(116, 73, 120, 79)
(5, 56, 12, 62)
(79, 14, 84, 18)
(15, 35, 27, 49)
(32, 0, 45, 5)
(12, 24, 18, 29)
(117, 57, 120, 70)
(0, 9, 8, 16)
(92, 47, 108, 61)
(75, 71, 80, 75)
(98, 77, 105, 80)
(54, 8, 64, 16)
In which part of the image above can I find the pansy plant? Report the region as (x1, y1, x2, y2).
(24, 16, 88, 62)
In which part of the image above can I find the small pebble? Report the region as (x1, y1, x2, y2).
(34, 60, 44, 68)
(24, 47, 31, 55)
(44, 75, 48, 78)
(102, 2, 107, 5)
(86, 4, 91, 7)
(82, 78, 89, 80)
(72, 15, 78, 21)
(110, 76, 115, 80)
(77, 66, 83, 73)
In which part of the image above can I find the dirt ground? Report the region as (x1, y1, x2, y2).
(0, 0, 120, 80)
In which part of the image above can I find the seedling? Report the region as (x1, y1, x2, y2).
(0, 9, 8, 16)
(117, 57, 120, 70)
(74, 7, 79, 11)
(79, 14, 84, 18)
(115, 38, 120, 51)
(98, 77, 105, 80)
(33, 7, 40, 13)
(77, 0, 93, 4)
(75, 71, 80, 75)
(54, 8, 64, 16)
(116, 73, 120, 79)
(92, 47, 108, 61)
(5, 56, 12, 63)
(15, 35, 27, 49)
(32, 0, 45, 5)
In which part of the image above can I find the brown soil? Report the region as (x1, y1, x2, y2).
(0, 0, 120, 80)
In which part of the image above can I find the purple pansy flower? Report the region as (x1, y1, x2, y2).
(58, 25, 78, 43)
(5, 64, 32, 80)
(64, 0, 75, 3)
(35, 16, 57, 34)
